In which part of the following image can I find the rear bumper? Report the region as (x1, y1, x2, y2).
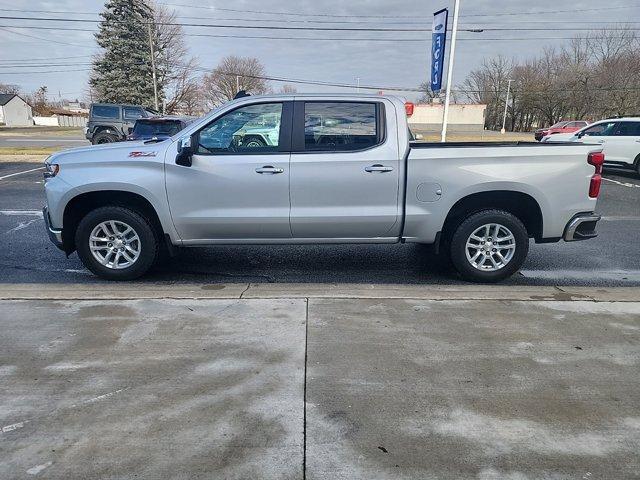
(563, 212, 600, 241)
(43, 206, 64, 250)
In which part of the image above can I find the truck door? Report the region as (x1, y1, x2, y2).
(165, 101, 293, 241)
(289, 100, 401, 239)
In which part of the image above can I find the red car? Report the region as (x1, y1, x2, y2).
(535, 120, 588, 141)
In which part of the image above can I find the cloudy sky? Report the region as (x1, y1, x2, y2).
(0, 0, 638, 101)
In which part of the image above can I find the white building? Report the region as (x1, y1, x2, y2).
(0, 94, 33, 127)
(408, 103, 487, 133)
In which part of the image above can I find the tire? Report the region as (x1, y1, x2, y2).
(449, 209, 529, 283)
(75, 206, 158, 280)
(243, 136, 266, 148)
(92, 132, 119, 145)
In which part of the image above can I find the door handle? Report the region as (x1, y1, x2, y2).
(596, 140, 605, 144)
(365, 164, 394, 173)
(255, 166, 284, 174)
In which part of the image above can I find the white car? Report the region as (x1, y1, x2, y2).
(542, 117, 640, 173)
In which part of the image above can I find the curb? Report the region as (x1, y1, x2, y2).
(1, 283, 639, 302)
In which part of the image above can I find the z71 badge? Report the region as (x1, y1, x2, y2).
(128, 151, 157, 158)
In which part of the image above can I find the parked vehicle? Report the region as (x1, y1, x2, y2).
(534, 120, 589, 141)
(126, 116, 193, 142)
(85, 103, 154, 144)
(542, 117, 640, 173)
(44, 94, 603, 282)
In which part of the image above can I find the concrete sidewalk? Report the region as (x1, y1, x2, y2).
(1, 285, 639, 479)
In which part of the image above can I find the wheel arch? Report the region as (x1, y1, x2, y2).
(62, 190, 166, 254)
(441, 190, 544, 243)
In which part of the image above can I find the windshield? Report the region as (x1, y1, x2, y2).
(133, 120, 183, 137)
(550, 121, 569, 128)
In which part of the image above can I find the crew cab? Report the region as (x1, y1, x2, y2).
(542, 117, 640, 174)
(43, 94, 603, 282)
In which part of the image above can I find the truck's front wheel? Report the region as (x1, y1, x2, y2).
(449, 209, 529, 283)
(75, 206, 158, 280)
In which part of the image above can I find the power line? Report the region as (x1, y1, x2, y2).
(0, 68, 91, 75)
(0, 24, 635, 44)
(2, 15, 640, 33)
(157, 2, 639, 19)
(0, 26, 92, 47)
(4, 6, 638, 26)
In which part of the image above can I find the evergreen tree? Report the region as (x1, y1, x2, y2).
(90, 0, 162, 108)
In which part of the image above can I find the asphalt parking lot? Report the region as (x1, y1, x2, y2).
(0, 160, 639, 286)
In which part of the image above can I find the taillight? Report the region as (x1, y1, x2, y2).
(588, 152, 604, 198)
(589, 174, 602, 198)
(404, 102, 414, 117)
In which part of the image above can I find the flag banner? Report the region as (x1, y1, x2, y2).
(431, 8, 448, 92)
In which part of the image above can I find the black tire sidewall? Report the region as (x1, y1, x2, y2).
(92, 132, 118, 144)
(450, 210, 529, 283)
(75, 207, 158, 280)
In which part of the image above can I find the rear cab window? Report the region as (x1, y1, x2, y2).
(91, 105, 120, 119)
(124, 107, 145, 121)
(134, 119, 183, 137)
(299, 102, 384, 152)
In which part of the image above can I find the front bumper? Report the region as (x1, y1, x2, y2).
(43, 206, 64, 250)
(563, 213, 600, 241)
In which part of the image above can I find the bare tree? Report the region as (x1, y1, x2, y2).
(459, 25, 640, 131)
(0, 83, 21, 95)
(151, 2, 200, 114)
(279, 84, 297, 94)
(201, 56, 269, 108)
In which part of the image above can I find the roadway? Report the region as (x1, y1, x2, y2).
(0, 135, 89, 148)
(1, 160, 639, 286)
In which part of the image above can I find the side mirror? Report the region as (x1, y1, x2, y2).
(414, 133, 424, 140)
(128, 127, 133, 134)
(175, 135, 194, 167)
(577, 132, 585, 139)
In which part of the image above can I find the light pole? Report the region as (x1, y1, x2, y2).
(356, 77, 360, 93)
(501, 79, 513, 134)
(147, 23, 159, 112)
(440, 0, 460, 142)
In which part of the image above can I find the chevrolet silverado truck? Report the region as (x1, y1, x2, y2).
(43, 94, 603, 282)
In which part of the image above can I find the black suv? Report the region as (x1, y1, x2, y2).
(85, 103, 155, 144)
(126, 116, 193, 142)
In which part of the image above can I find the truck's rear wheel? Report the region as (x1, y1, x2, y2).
(449, 209, 529, 283)
(75, 206, 158, 280)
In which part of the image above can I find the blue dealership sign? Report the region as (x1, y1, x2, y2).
(431, 8, 448, 92)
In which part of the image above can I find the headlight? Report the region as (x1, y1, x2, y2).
(44, 162, 60, 178)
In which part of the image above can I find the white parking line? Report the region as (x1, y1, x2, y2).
(603, 177, 640, 188)
(2, 218, 42, 235)
(0, 167, 45, 181)
(0, 210, 43, 217)
(3, 139, 86, 143)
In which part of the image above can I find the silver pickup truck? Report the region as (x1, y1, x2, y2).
(43, 94, 603, 282)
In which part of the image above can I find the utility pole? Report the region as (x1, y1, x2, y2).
(440, 0, 460, 142)
(147, 23, 159, 112)
(501, 79, 513, 134)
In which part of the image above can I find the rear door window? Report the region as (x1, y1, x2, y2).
(614, 122, 640, 136)
(92, 105, 120, 119)
(302, 102, 381, 152)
